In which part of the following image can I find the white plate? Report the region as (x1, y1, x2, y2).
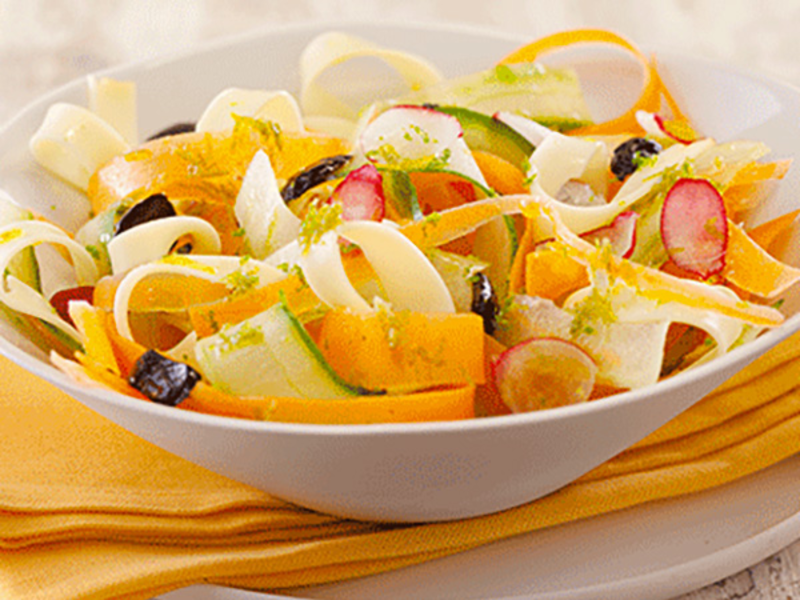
(156, 453, 800, 600)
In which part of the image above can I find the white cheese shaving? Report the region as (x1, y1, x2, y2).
(446, 136, 489, 187)
(300, 31, 442, 120)
(612, 285, 744, 359)
(165, 331, 202, 373)
(495, 111, 553, 146)
(29, 103, 130, 190)
(301, 220, 456, 315)
(528, 132, 608, 198)
(300, 230, 372, 313)
(263, 239, 302, 269)
(113, 260, 221, 341)
(0, 220, 98, 285)
(564, 282, 745, 366)
(87, 76, 138, 145)
(0, 188, 33, 224)
(360, 106, 460, 162)
(196, 88, 304, 133)
(0, 220, 100, 342)
(235, 150, 301, 259)
(338, 220, 455, 313)
(112, 254, 285, 342)
(303, 115, 357, 141)
(3, 275, 81, 342)
(106, 216, 221, 274)
(583, 319, 670, 389)
(183, 254, 286, 285)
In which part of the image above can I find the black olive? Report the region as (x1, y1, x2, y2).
(281, 154, 353, 202)
(610, 137, 662, 181)
(128, 350, 201, 406)
(471, 273, 499, 335)
(146, 122, 196, 141)
(421, 103, 440, 110)
(114, 193, 177, 236)
(172, 242, 193, 254)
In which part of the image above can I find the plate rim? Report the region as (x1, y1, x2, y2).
(152, 453, 800, 600)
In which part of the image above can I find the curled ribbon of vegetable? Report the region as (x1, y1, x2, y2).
(498, 29, 688, 135)
(300, 31, 442, 121)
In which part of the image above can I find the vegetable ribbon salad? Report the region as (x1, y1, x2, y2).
(7, 29, 799, 423)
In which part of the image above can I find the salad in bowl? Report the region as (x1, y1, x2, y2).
(0, 24, 798, 521)
(11, 28, 796, 424)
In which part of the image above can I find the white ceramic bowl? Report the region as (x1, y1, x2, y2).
(1, 22, 799, 523)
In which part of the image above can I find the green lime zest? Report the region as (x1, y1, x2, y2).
(298, 202, 344, 253)
(568, 287, 617, 337)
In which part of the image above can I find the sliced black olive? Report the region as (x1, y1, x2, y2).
(114, 193, 177, 236)
(146, 122, 196, 141)
(610, 137, 662, 181)
(471, 273, 499, 335)
(281, 154, 353, 202)
(128, 350, 201, 406)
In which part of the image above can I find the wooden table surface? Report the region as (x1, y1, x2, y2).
(2, 1, 800, 598)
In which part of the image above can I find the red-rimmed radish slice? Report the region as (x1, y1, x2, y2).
(581, 211, 638, 258)
(360, 105, 462, 162)
(635, 110, 696, 144)
(329, 164, 385, 221)
(492, 337, 597, 412)
(661, 178, 728, 279)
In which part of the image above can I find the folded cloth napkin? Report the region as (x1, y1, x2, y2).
(3, 331, 800, 599)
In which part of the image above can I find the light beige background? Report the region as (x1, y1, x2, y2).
(3, 0, 800, 125)
(1, 1, 799, 598)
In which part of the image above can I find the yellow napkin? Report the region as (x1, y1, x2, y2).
(3, 331, 800, 600)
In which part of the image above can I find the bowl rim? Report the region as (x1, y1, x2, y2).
(2, 18, 799, 435)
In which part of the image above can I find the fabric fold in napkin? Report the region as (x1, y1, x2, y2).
(3, 331, 800, 599)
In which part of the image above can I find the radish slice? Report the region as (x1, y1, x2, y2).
(360, 105, 488, 186)
(661, 178, 728, 279)
(492, 337, 597, 412)
(581, 211, 638, 258)
(329, 164, 385, 221)
(360, 105, 461, 161)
